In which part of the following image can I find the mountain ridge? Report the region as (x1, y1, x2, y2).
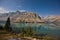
(43, 16, 60, 23)
(0, 11, 60, 23)
(0, 11, 44, 23)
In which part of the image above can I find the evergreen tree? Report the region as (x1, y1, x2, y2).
(0, 25, 3, 30)
(20, 27, 26, 37)
(4, 17, 11, 32)
(26, 27, 33, 36)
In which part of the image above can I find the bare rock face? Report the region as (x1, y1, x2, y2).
(43, 16, 60, 23)
(0, 11, 60, 23)
(0, 11, 44, 23)
(11, 11, 44, 23)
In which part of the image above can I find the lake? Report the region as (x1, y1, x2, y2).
(11, 23, 60, 38)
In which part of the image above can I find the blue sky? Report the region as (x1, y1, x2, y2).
(0, 0, 60, 16)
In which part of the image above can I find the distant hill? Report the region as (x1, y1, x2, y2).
(43, 16, 60, 23)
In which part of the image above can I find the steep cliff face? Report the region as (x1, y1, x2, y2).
(11, 11, 44, 23)
(0, 11, 60, 23)
(0, 11, 44, 23)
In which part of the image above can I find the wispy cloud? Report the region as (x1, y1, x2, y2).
(0, 7, 9, 13)
(9, 10, 26, 12)
(0, 7, 26, 13)
(19, 10, 26, 12)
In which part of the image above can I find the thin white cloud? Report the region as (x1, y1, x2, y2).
(9, 10, 26, 12)
(0, 7, 26, 13)
(19, 10, 26, 12)
(0, 7, 9, 13)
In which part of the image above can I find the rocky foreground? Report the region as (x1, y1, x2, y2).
(0, 30, 58, 40)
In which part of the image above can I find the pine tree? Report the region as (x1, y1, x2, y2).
(20, 27, 25, 37)
(4, 17, 11, 32)
(26, 27, 33, 37)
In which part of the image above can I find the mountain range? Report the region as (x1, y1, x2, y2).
(0, 11, 60, 24)
(43, 16, 60, 23)
(0, 11, 44, 23)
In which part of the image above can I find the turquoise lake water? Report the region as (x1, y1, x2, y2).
(11, 23, 60, 37)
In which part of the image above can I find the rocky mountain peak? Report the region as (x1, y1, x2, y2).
(0, 11, 44, 23)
